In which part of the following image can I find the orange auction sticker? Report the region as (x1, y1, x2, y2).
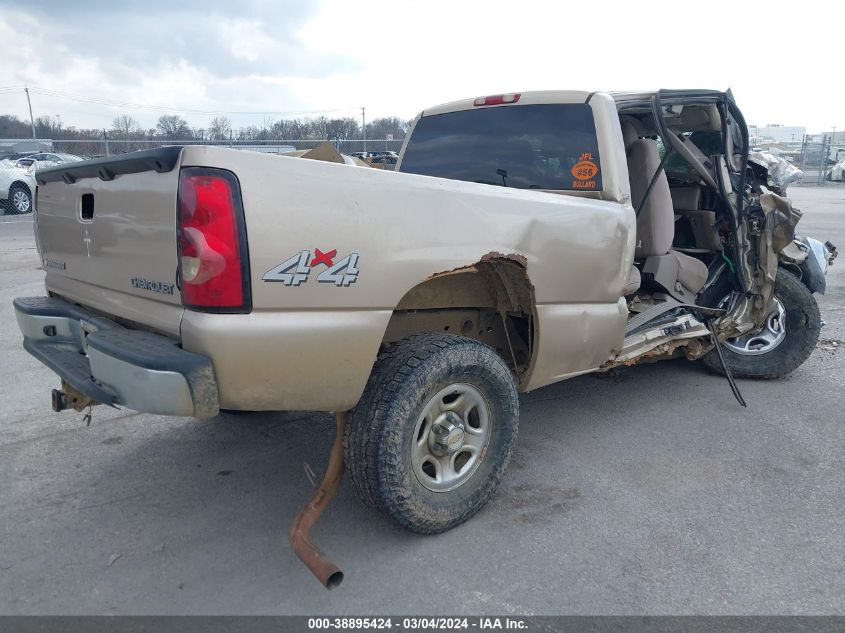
(571, 160, 599, 180)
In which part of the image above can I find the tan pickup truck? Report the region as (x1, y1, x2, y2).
(14, 89, 836, 586)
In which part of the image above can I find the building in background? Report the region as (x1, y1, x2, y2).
(749, 124, 806, 145)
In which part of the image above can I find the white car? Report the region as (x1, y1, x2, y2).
(13, 152, 83, 169)
(0, 160, 37, 214)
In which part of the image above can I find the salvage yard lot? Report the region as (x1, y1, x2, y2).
(1, 185, 843, 615)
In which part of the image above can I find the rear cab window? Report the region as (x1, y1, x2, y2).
(399, 103, 602, 192)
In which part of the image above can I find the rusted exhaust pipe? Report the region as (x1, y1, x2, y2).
(289, 411, 347, 589)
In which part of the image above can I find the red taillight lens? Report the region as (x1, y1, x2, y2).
(472, 93, 521, 107)
(177, 168, 250, 312)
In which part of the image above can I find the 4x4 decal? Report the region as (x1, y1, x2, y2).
(263, 249, 359, 287)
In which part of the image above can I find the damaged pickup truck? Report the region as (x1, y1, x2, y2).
(14, 88, 837, 587)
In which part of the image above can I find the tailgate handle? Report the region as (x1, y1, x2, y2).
(81, 193, 94, 220)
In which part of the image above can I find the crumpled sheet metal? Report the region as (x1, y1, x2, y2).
(760, 192, 803, 254)
(827, 160, 845, 181)
(749, 151, 803, 191)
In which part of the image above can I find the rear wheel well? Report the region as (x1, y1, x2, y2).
(382, 257, 536, 387)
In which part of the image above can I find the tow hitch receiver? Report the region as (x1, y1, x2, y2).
(51, 381, 98, 413)
(290, 411, 347, 589)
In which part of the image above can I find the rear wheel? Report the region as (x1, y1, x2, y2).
(345, 333, 519, 534)
(702, 270, 821, 379)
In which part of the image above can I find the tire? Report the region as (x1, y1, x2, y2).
(7, 183, 32, 215)
(702, 270, 821, 379)
(345, 333, 519, 534)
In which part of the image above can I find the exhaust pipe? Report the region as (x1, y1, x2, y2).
(289, 411, 347, 589)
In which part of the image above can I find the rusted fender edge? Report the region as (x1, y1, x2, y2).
(423, 251, 529, 281)
(290, 411, 347, 589)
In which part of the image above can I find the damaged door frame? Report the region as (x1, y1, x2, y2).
(630, 89, 778, 341)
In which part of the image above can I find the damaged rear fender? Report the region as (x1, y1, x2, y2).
(383, 254, 537, 387)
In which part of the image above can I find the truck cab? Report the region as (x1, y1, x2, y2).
(397, 89, 833, 370)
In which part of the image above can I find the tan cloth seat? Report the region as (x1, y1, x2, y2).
(673, 250, 708, 291)
(624, 265, 641, 296)
(620, 118, 708, 294)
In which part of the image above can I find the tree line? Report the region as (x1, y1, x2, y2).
(1, 113, 410, 156)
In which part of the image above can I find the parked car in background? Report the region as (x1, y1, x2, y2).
(0, 160, 37, 214)
(367, 154, 398, 169)
(350, 151, 399, 160)
(0, 151, 38, 162)
(14, 152, 83, 169)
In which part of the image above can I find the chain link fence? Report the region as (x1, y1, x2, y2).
(0, 137, 406, 215)
(796, 135, 831, 186)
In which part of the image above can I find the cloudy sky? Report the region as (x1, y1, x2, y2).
(0, 0, 839, 133)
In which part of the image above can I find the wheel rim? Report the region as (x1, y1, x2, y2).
(12, 190, 30, 213)
(724, 298, 787, 356)
(411, 383, 491, 493)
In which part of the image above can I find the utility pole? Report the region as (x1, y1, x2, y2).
(361, 106, 367, 154)
(103, 129, 109, 156)
(24, 87, 38, 148)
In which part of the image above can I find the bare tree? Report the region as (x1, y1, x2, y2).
(156, 114, 192, 139)
(326, 117, 360, 141)
(367, 117, 409, 140)
(0, 110, 413, 155)
(112, 115, 142, 138)
(237, 125, 261, 141)
(208, 116, 232, 141)
(34, 115, 63, 139)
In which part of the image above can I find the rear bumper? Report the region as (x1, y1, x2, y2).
(14, 296, 219, 418)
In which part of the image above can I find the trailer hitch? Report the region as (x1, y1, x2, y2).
(289, 411, 347, 589)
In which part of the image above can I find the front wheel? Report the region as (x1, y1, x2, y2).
(7, 184, 33, 215)
(702, 270, 821, 379)
(345, 333, 519, 534)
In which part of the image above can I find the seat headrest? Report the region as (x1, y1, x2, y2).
(620, 117, 641, 154)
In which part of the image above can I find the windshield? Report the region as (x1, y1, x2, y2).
(400, 103, 603, 191)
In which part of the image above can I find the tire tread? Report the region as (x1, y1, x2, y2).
(345, 333, 518, 533)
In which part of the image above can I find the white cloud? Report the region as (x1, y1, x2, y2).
(295, 0, 841, 131)
(0, 0, 840, 132)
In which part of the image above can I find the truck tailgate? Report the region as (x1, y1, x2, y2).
(34, 148, 184, 335)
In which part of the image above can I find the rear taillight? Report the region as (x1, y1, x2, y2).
(177, 168, 250, 312)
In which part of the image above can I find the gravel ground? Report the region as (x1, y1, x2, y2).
(0, 184, 842, 615)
